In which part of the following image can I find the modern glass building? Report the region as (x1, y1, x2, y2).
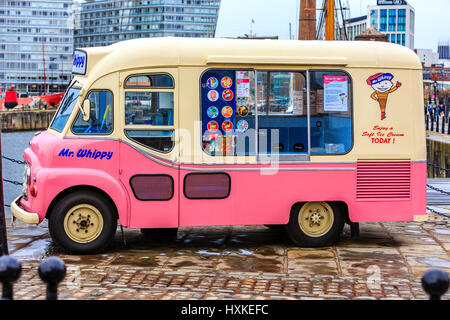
(368, 0, 414, 49)
(0, 0, 74, 96)
(74, 0, 221, 48)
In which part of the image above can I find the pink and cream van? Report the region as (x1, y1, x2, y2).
(11, 38, 427, 253)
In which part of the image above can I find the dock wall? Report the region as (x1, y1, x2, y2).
(0, 110, 56, 132)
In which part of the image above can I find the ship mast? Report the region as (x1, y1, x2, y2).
(42, 37, 47, 96)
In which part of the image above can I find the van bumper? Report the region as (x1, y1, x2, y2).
(10, 196, 39, 225)
(413, 214, 428, 222)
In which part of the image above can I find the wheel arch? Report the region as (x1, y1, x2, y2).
(290, 200, 350, 222)
(46, 185, 119, 222)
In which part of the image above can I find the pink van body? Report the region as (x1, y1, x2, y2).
(19, 131, 427, 228)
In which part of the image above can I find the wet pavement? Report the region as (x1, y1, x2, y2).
(4, 209, 450, 300)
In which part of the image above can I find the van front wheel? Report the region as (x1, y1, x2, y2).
(286, 202, 344, 247)
(48, 191, 117, 253)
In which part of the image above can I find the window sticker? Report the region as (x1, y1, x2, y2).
(238, 105, 249, 116)
(207, 106, 219, 118)
(222, 89, 234, 101)
(201, 70, 237, 154)
(208, 90, 219, 102)
(323, 76, 349, 112)
(222, 120, 233, 132)
(207, 121, 219, 132)
(236, 78, 250, 98)
(221, 106, 233, 118)
(366, 73, 401, 121)
(206, 77, 219, 89)
(221, 77, 232, 88)
(236, 120, 249, 133)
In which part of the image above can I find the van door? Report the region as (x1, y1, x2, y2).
(118, 69, 179, 229)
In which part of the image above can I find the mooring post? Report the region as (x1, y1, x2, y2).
(0, 255, 22, 300)
(422, 269, 449, 300)
(38, 257, 66, 300)
(0, 125, 9, 256)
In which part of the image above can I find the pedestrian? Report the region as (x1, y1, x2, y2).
(4, 86, 18, 110)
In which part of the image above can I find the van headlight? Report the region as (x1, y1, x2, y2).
(22, 163, 30, 199)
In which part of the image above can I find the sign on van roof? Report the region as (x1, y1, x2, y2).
(72, 50, 87, 75)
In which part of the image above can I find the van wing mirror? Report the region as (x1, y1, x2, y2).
(83, 99, 90, 122)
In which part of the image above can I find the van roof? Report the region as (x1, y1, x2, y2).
(78, 37, 422, 79)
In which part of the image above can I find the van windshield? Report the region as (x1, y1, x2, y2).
(50, 87, 81, 132)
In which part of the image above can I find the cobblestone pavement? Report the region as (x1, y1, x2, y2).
(4, 210, 450, 300)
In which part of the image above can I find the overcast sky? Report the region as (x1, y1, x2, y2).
(215, 0, 450, 50)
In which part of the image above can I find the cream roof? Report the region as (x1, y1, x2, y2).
(77, 37, 422, 81)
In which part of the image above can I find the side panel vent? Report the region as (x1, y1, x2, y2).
(356, 162, 411, 200)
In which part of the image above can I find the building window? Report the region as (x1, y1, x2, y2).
(379, 9, 387, 32)
(398, 9, 406, 32)
(72, 90, 113, 135)
(388, 9, 396, 32)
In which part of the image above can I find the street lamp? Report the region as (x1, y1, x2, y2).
(433, 81, 438, 105)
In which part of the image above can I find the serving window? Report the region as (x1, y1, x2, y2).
(200, 69, 353, 158)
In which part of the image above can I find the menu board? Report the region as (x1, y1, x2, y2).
(201, 70, 236, 155)
(323, 76, 348, 112)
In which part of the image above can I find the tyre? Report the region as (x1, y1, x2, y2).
(48, 191, 117, 253)
(286, 201, 344, 247)
(141, 228, 178, 241)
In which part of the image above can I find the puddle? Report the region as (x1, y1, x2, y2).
(404, 229, 423, 234)
(12, 238, 52, 261)
(420, 238, 436, 243)
(196, 249, 221, 256)
(377, 240, 401, 247)
(415, 257, 450, 268)
(220, 256, 282, 273)
(432, 229, 450, 235)
(109, 252, 162, 267)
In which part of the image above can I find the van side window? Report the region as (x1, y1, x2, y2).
(309, 71, 353, 154)
(72, 90, 113, 135)
(125, 92, 174, 126)
(125, 74, 173, 88)
(124, 73, 175, 153)
(256, 71, 308, 155)
(201, 69, 257, 156)
(200, 69, 353, 157)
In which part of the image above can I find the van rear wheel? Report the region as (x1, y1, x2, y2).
(48, 191, 117, 253)
(286, 202, 344, 247)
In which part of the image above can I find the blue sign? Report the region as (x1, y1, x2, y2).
(72, 50, 87, 75)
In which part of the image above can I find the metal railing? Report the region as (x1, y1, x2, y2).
(425, 110, 450, 134)
(0, 256, 66, 300)
(0, 254, 448, 300)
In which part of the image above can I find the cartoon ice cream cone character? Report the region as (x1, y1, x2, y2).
(367, 73, 401, 120)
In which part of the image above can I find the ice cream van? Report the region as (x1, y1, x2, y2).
(11, 38, 427, 253)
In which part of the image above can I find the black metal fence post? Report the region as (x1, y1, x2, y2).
(422, 269, 449, 300)
(0, 126, 8, 256)
(38, 257, 66, 300)
(0, 255, 22, 300)
(436, 114, 440, 133)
